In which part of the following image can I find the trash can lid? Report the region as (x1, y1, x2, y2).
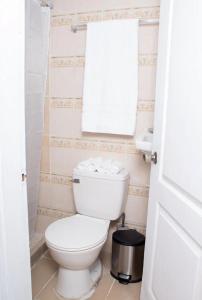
(113, 229, 145, 246)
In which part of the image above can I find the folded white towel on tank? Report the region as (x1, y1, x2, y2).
(77, 157, 123, 175)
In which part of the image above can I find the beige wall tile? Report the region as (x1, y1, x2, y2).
(50, 105, 82, 138)
(138, 65, 157, 100)
(50, 27, 86, 57)
(40, 145, 50, 172)
(52, 0, 160, 15)
(50, 147, 89, 176)
(101, 0, 160, 10)
(50, 67, 84, 98)
(52, 0, 103, 15)
(123, 154, 151, 186)
(39, 181, 76, 213)
(135, 110, 154, 137)
(43, 99, 49, 135)
(35, 214, 57, 233)
(125, 195, 148, 226)
(139, 25, 159, 54)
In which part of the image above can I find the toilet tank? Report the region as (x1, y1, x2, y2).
(72, 168, 129, 220)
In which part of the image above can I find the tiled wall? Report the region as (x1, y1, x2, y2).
(36, 0, 160, 253)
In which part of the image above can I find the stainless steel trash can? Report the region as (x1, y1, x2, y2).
(110, 229, 145, 284)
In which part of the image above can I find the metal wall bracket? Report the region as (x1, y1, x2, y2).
(71, 178, 80, 183)
(151, 152, 157, 164)
(21, 173, 27, 182)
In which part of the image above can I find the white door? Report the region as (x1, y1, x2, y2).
(0, 1, 32, 299)
(141, 1, 202, 300)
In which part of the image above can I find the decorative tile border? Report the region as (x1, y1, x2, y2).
(40, 172, 50, 183)
(51, 56, 85, 68)
(37, 206, 73, 219)
(51, 54, 157, 68)
(78, 7, 160, 24)
(137, 100, 155, 112)
(51, 7, 160, 25)
(51, 174, 72, 185)
(40, 172, 72, 186)
(128, 185, 149, 198)
(40, 172, 149, 198)
(77, 10, 102, 24)
(50, 98, 82, 109)
(49, 137, 139, 155)
(103, 7, 160, 21)
(51, 15, 74, 27)
(139, 54, 157, 66)
(50, 98, 154, 112)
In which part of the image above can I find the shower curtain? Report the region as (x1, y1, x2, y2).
(25, 0, 50, 239)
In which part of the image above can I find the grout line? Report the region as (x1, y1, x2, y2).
(34, 270, 58, 300)
(105, 279, 116, 299)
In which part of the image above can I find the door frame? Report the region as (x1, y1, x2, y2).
(0, 1, 32, 299)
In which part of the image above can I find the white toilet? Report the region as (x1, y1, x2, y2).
(45, 165, 129, 299)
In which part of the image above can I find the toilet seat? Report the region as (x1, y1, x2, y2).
(45, 214, 109, 252)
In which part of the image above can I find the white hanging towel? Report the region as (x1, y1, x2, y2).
(82, 19, 138, 136)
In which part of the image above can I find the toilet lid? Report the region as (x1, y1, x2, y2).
(45, 214, 110, 251)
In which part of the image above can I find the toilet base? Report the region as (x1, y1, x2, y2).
(56, 259, 102, 299)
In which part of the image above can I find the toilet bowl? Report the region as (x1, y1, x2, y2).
(45, 214, 110, 299)
(45, 162, 129, 299)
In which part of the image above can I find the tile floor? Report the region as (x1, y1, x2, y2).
(32, 251, 141, 300)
